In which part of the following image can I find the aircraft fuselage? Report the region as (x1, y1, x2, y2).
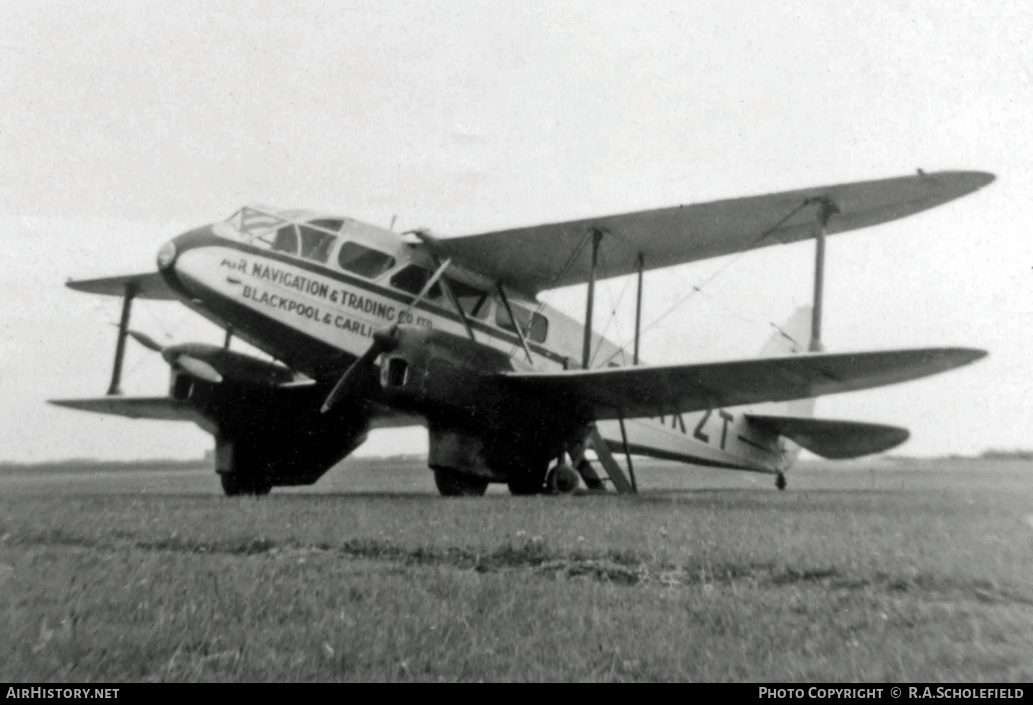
(158, 208, 789, 483)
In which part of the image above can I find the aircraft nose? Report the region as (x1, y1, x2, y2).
(156, 239, 177, 271)
(156, 225, 222, 297)
(157, 225, 222, 272)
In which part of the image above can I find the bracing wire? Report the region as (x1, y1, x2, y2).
(630, 199, 812, 345)
(589, 246, 633, 367)
(510, 225, 593, 362)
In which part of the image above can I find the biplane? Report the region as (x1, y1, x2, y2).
(51, 170, 994, 496)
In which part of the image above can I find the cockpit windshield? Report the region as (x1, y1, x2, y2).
(215, 207, 341, 265)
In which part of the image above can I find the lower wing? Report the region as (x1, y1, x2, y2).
(65, 272, 177, 300)
(501, 347, 986, 420)
(49, 396, 200, 421)
(49, 395, 424, 430)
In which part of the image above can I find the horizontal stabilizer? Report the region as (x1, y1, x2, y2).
(49, 396, 199, 422)
(745, 414, 909, 459)
(66, 272, 177, 300)
(502, 347, 986, 420)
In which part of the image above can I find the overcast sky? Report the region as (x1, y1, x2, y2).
(1, 0, 1029, 462)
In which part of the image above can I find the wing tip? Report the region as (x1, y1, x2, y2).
(951, 347, 989, 366)
(48, 398, 113, 412)
(963, 170, 996, 191)
(932, 170, 996, 195)
(64, 272, 176, 300)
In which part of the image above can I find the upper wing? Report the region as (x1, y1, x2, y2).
(66, 272, 177, 300)
(436, 170, 994, 294)
(501, 347, 986, 420)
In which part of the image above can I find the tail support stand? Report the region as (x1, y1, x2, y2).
(586, 426, 636, 494)
(568, 425, 635, 494)
(618, 416, 638, 492)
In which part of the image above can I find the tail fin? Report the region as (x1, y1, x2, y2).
(758, 306, 813, 357)
(748, 306, 913, 461)
(757, 306, 815, 418)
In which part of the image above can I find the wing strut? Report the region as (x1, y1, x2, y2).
(573, 227, 638, 493)
(435, 257, 477, 343)
(581, 228, 604, 368)
(807, 197, 840, 352)
(496, 285, 535, 366)
(633, 252, 644, 365)
(107, 281, 139, 395)
(412, 230, 478, 344)
(618, 251, 645, 492)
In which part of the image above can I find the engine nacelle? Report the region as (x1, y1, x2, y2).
(376, 326, 514, 424)
(375, 326, 577, 484)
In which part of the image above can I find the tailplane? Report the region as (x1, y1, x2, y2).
(745, 414, 909, 459)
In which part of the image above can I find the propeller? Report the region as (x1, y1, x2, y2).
(127, 330, 224, 384)
(321, 257, 452, 414)
(319, 328, 397, 413)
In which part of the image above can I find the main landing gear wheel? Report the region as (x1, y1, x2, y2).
(546, 464, 580, 495)
(775, 472, 787, 491)
(433, 468, 489, 497)
(220, 472, 272, 497)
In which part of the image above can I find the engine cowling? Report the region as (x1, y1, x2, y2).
(376, 326, 577, 486)
(376, 326, 514, 423)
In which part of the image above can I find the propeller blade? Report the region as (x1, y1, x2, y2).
(320, 336, 390, 414)
(176, 355, 224, 384)
(127, 329, 164, 353)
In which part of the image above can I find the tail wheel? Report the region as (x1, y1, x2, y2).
(775, 472, 787, 491)
(433, 468, 489, 497)
(546, 464, 580, 495)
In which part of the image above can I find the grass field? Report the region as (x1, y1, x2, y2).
(0, 456, 1031, 682)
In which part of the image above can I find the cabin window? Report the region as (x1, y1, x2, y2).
(297, 225, 336, 263)
(337, 241, 396, 279)
(445, 278, 490, 319)
(496, 301, 548, 343)
(390, 265, 443, 301)
(271, 225, 299, 255)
